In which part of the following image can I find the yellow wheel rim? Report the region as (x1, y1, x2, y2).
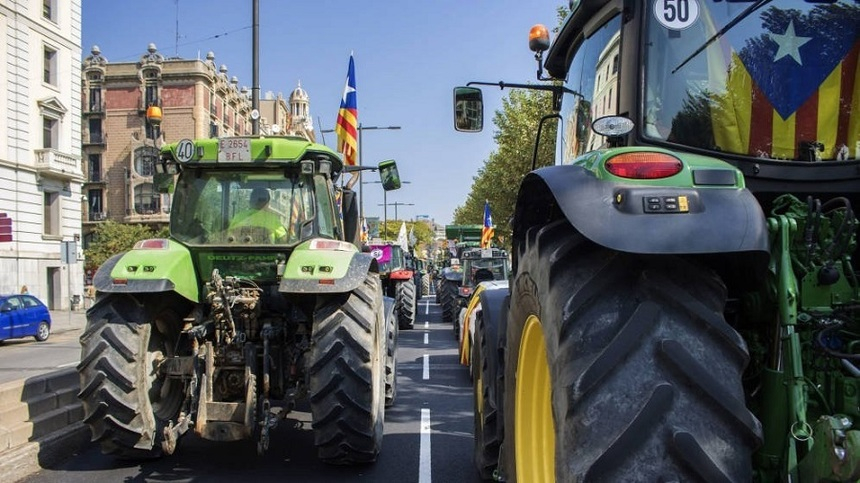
(515, 315, 555, 482)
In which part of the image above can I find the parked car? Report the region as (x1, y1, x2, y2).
(0, 294, 51, 343)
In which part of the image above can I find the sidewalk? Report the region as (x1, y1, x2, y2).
(47, 309, 87, 337)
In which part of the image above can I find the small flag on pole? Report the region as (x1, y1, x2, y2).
(335, 54, 358, 166)
(481, 200, 494, 249)
(360, 217, 369, 243)
(397, 222, 409, 251)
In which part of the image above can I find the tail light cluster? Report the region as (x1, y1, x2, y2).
(605, 152, 683, 179)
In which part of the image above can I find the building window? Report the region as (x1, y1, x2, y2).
(210, 122, 219, 138)
(88, 154, 101, 182)
(134, 183, 159, 215)
(43, 117, 57, 149)
(145, 84, 158, 108)
(87, 189, 103, 220)
(42, 0, 56, 22)
(43, 47, 57, 85)
(89, 87, 102, 112)
(43, 191, 60, 235)
(134, 146, 158, 176)
(88, 118, 102, 143)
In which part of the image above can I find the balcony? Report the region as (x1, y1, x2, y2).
(84, 102, 105, 115)
(82, 132, 106, 146)
(86, 170, 105, 183)
(34, 149, 83, 180)
(89, 211, 107, 222)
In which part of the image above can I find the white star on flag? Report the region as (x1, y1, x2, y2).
(770, 20, 811, 65)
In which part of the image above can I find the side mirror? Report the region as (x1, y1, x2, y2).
(453, 87, 483, 132)
(378, 159, 401, 191)
(153, 161, 178, 194)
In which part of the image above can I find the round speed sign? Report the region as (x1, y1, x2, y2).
(654, 0, 699, 31)
(175, 139, 195, 163)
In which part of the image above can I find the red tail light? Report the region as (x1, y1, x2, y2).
(605, 152, 682, 179)
(133, 238, 169, 250)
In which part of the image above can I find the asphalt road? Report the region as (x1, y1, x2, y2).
(0, 310, 87, 385)
(22, 298, 485, 483)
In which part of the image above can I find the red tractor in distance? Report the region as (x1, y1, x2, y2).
(369, 242, 417, 329)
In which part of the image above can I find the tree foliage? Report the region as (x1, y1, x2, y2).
(84, 221, 168, 270)
(375, 219, 435, 258)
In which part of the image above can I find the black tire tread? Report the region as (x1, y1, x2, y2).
(505, 219, 761, 482)
(309, 273, 385, 464)
(77, 294, 181, 459)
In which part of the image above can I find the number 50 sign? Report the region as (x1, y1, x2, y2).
(654, 0, 700, 31)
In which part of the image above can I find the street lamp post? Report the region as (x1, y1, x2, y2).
(388, 202, 415, 223)
(321, 124, 401, 218)
(365, 180, 410, 236)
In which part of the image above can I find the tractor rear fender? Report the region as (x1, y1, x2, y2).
(442, 271, 464, 283)
(477, 288, 509, 419)
(93, 239, 199, 303)
(280, 245, 378, 294)
(514, 166, 770, 260)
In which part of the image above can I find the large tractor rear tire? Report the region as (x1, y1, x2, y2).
(472, 311, 501, 480)
(396, 279, 417, 330)
(77, 294, 188, 459)
(502, 220, 761, 482)
(309, 272, 386, 464)
(440, 281, 459, 322)
(384, 298, 398, 407)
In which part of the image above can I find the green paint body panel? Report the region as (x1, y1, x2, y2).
(572, 146, 745, 189)
(107, 239, 199, 302)
(282, 240, 357, 280)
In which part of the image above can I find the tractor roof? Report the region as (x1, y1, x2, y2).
(159, 136, 343, 172)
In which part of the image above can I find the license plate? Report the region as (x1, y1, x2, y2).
(218, 138, 251, 162)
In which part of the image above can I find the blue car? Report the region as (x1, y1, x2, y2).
(0, 294, 51, 343)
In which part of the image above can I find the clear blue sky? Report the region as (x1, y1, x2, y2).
(82, 1, 563, 226)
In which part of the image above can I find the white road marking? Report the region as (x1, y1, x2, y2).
(423, 354, 429, 380)
(419, 408, 432, 483)
(56, 361, 78, 368)
(424, 333, 429, 345)
(425, 299, 430, 315)
(425, 321, 429, 329)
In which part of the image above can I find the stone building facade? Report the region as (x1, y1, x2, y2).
(0, 0, 84, 309)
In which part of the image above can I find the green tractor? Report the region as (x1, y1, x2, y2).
(437, 224, 483, 319)
(457, 1, 859, 482)
(451, 247, 509, 342)
(368, 241, 418, 329)
(77, 136, 402, 463)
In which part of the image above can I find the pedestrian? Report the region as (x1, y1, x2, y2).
(20, 284, 28, 294)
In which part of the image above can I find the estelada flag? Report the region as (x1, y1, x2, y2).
(336, 54, 358, 165)
(481, 201, 494, 249)
(711, 6, 859, 160)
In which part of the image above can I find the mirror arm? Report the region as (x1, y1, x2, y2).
(532, 113, 562, 171)
(466, 81, 580, 100)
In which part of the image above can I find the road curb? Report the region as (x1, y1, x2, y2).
(5, 422, 90, 483)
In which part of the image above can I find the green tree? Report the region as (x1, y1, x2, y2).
(84, 221, 168, 270)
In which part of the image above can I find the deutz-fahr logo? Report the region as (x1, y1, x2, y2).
(206, 254, 277, 262)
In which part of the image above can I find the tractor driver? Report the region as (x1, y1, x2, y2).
(229, 187, 288, 242)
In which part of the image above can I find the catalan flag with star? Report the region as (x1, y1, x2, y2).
(481, 200, 494, 249)
(335, 54, 358, 166)
(710, 3, 860, 160)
